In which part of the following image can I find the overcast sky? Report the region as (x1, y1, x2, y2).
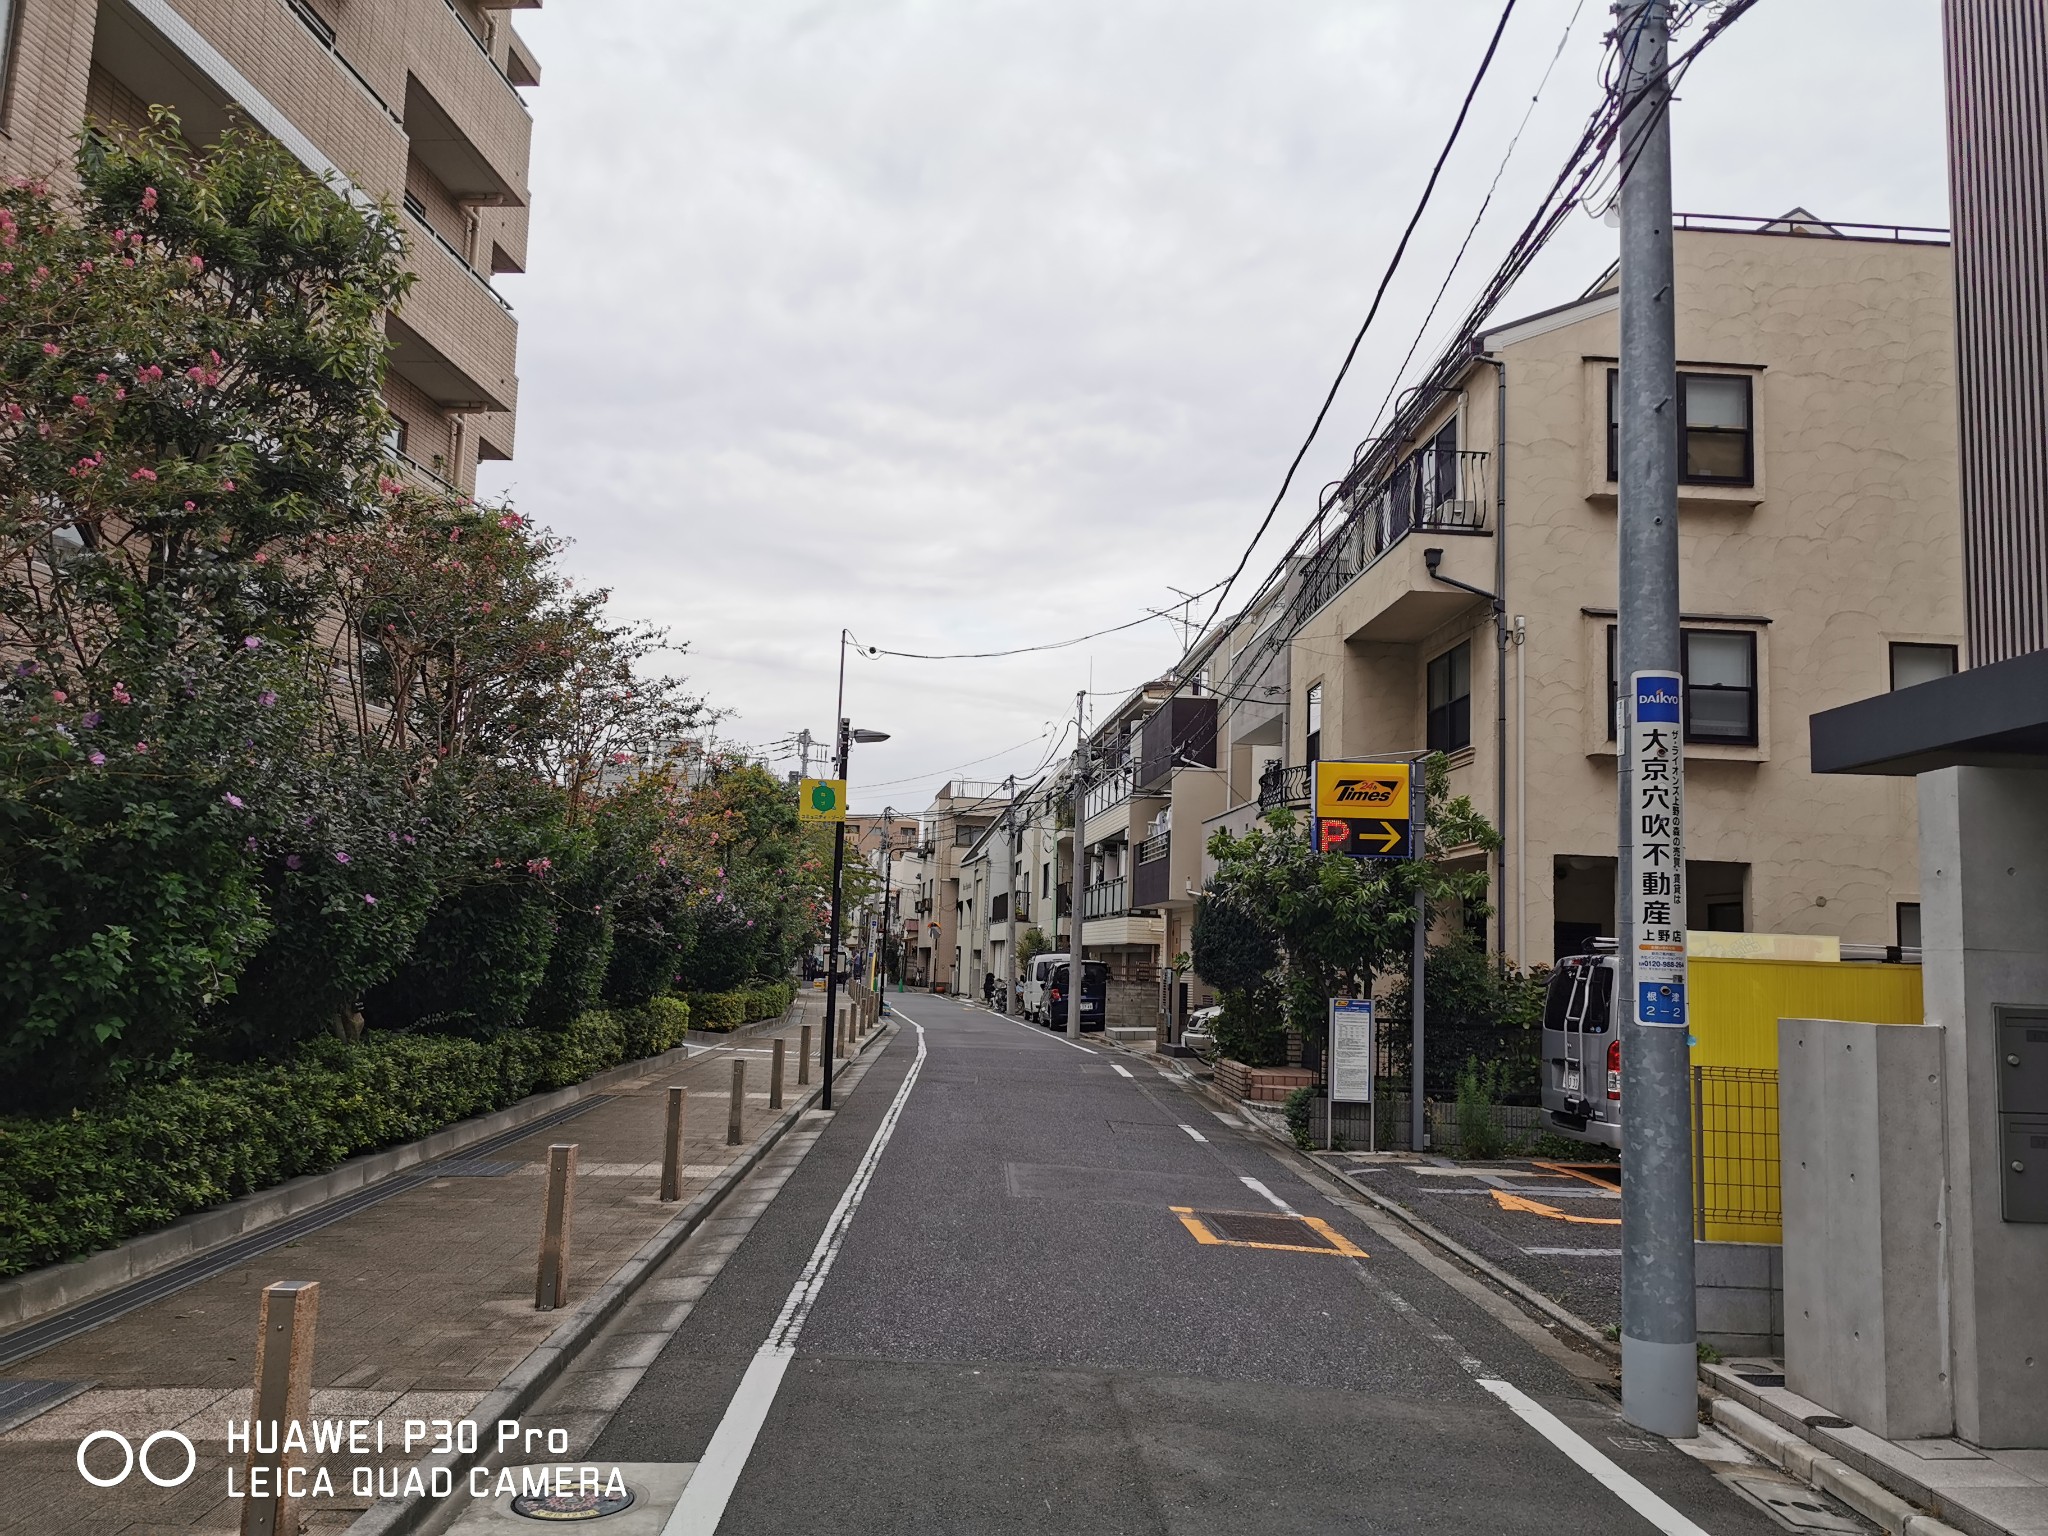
(478, 0, 1949, 815)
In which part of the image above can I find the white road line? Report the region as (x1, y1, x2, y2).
(1110, 1064, 1134, 1079)
(660, 1023, 929, 1536)
(1476, 1378, 1715, 1536)
(1239, 1176, 1298, 1215)
(1523, 1247, 1624, 1257)
(1179, 1123, 1208, 1143)
(974, 1004, 1098, 1054)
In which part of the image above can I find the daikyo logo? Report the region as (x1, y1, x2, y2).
(1634, 674, 1683, 723)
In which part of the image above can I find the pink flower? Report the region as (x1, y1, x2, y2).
(130, 467, 157, 482)
(253, 552, 269, 565)
(111, 683, 132, 704)
(88, 751, 106, 766)
(223, 793, 245, 809)
(378, 475, 404, 496)
(70, 395, 90, 410)
(498, 513, 524, 530)
(245, 837, 259, 852)
(78, 260, 93, 274)
(362, 893, 378, 906)
(222, 479, 236, 491)
(41, 342, 58, 356)
(133, 741, 148, 754)
(285, 854, 302, 870)
(141, 186, 158, 210)
(242, 635, 262, 649)
(258, 690, 277, 707)
(3, 403, 21, 421)
(50, 690, 66, 703)
(188, 255, 204, 272)
(184, 501, 196, 511)
(334, 851, 350, 864)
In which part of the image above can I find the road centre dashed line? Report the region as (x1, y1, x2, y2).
(1179, 1123, 1207, 1143)
(1239, 1176, 1298, 1216)
(1110, 1063, 1134, 1078)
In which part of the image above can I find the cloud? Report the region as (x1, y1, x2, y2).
(481, 0, 1946, 810)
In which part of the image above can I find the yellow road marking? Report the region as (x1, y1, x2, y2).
(1170, 1207, 1369, 1258)
(1530, 1159, 1621, 1190)
(1489, 1189, 1621, 1227)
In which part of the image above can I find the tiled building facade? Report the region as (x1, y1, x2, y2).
(0, 0, 538, 493)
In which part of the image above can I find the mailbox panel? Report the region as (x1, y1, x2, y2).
(1997, 1010, 2048, 1114)
(2001, 1115, 2048, 1224)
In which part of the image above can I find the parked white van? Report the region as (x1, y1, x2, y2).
(1022, 953, 1069, 1023)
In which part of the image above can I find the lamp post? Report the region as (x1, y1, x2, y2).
(876, 805, 897, 993)
(821, 631, 891, 1111)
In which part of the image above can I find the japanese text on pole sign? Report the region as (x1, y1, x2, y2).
(1629, 672, 1687, 1028)
(1328, 998, 1376, 1104)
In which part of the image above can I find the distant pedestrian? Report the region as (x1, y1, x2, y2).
(982, 972, 996, 1005)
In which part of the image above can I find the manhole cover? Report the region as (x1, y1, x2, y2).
(511, 1487, 636, 1521)
(1172, 1208, 1368, 1257)
(1727, 1475, 1864, 1533)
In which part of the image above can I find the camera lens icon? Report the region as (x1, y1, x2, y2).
(77, 1429, 197, 1488)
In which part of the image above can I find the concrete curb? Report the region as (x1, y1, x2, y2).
(345, 1019, 897, 1536)
(1710, 1398, 1972, 1536)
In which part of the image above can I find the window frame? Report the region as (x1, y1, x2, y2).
(1606, 368, 1756, 487)
(1889, 641, 1958, 692)
(1605, 625, 1760, 747)
(1304, 681, 1323, 763)
(1426, 641, 1473, 755)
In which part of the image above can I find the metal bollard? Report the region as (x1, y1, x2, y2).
(837, 1007, 849, 1059)
(660, 1087, 687, 1202)
(727, 1059, 746, 1145)
(771, 1038, 786, 1109)
(242, 1280, 319, 1536)
(536, 1144, 577, 1310)
(799, 1024, 812, 1085)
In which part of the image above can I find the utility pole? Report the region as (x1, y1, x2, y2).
(1069, 690, 1087, 1041)
(1614, 0, 1696, 1439)
(1003, 775, 1018, 1012)
(821, 715, 849, 1112)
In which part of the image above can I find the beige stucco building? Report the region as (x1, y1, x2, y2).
(0, 0, 537, 494)
(1264, 212, 1962, 966)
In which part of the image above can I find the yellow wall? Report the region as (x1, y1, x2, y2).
(1688, 958, 1922, 1242)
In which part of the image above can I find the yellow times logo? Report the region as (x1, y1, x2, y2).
(1313, 760, 1410, 822)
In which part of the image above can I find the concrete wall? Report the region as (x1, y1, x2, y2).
(1920, 766, 2048, 1447)
(1780, 1016, 1950, 1440)
(1695, 1241, 1783, 1358)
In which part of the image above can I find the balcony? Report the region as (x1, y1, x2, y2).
(1083, 878, 1129, 920)
(1257, 762, 1311, 811)
(387, 207, 518, 415)
(1083, 760, 1134, 823)
(990, 893, 1009, 923)
(1133, 833, 1171, 909)
(1291, 450, 1490, 629)
(1137, 697, 1218, 790)
(404, 9, 533, 210)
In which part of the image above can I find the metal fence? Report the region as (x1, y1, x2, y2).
(1692, 1064, 1780, 1241)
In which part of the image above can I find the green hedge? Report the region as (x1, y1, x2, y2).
(0, 997, 692, 1279)
(685, 981, 797, 1032)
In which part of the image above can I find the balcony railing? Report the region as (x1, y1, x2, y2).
(1291, 449, 1490, 626)
(1083, 760, 1135, 823)
(1083, 877, 1128, 919)
(404, 205, 513, 314)
(1136, 832, 1170, 865)
(1257, 762, 1312, 810)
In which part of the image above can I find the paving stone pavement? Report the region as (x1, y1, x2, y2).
(0, 989, 856, 1535)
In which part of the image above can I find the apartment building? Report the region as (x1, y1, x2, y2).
(900, 778, 1014, 993)
(1240, 211, 1961, 965)
(0, 0, 538, 494)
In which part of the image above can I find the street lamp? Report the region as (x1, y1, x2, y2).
(821, 718, 889, 1111)
(873, 805, 898, 995)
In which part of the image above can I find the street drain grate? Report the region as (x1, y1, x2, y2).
(0, 1379, 93, 1434)
(512, 1485, 636, 1521)
(1171, 1207, 1368, 1257)
(420, 1159, 523, 1178)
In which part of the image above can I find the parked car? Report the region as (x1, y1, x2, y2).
(1181, 1003, 1223, 1059)
(1045, 960, 1108, 1032)
(1022, 953, 1069, 1022)
(1539, 953, 1621, 1148)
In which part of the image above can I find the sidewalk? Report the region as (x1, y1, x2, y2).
(0, 988, 871, 1535)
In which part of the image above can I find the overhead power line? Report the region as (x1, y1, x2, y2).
(850, 577, 1226, 663)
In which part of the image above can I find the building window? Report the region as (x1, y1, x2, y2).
(1426, 642, 1472, 754)
(1704, 901, 1744, 932)
(1890, 642, 1958, 691)
(0, 0, 20, 132)
(1606, 627, 1759, 746)
(1304, 682, 1323, 762)
(1897, 902, 1922, 951)
(1606, 370, 1755, 486)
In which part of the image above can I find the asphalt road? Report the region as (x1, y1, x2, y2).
(595, 992, 1789, 1535)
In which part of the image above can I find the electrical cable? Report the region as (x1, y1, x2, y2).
(853, 725, 1063, 793)
(1190, 0, 1526, 652)
(848, 578, 1225, 663)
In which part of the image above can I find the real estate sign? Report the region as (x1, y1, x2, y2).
(1627, 671, 1687, 1027)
